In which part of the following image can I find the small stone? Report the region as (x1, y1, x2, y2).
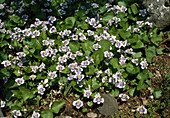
(97, 94, 118, 116)
(87, 112, 97, 118)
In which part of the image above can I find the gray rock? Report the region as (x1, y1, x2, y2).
(142, 0, 170, 30)
(97, 94, 118, 116)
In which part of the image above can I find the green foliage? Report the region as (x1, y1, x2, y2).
(0, 0, 165, 117)
(51, 100, 65, 114)
(126, 63, 140, 74)
(69, 41, 80, 53)
(19, 86, 34, 101)
(131, 4, 138, 15)
(145, 46, 156, 63)
(65, 17, 76, 29)
(41, 109, 53, 118)
(153, 89, 162, 99)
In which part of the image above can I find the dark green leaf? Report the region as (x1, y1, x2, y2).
(61, 67, 70, 74)
(156, 48, 164, 54)
(151, 35, 162, 46)
(11, 39, 19, 47)
(137, 80, 147, 90)
(119, 30, 131, 40)
(71, 81, 83, 92)
(49, 64, 56, 71)
(1, 68, 12, 76)
(86, 65, 95, 75)
(99, 6, 107, 14)
(111, 89, 119, 97)
(69, 41, 80, 53)
(81, 41, 93, 52)
(110, 58, 120, 68)
(91, 50, 104, 65)
(31, 39, 42, 50)
(132, 40, 145, 49)
(137, 70, 148, 80)
(0, 40, 8, 47)
(126, 63, 140, 74)
(0, 0, 5, 3)
(98, 40, 111, 52)
(23, 48, 29, 55)
(41, 109, 53, 118)
(19, 86, 34, 101)
(102, 12, 114, 22)
(91, 78, 102, 91)
(117, 12, 126, 19)
(145, 46, 156, 63)
(51, 100, 65, 114)
(12, 90, 22, 99)
(77, 21, 89, 30)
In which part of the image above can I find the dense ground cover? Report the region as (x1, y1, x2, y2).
(0, 0, 169, 117)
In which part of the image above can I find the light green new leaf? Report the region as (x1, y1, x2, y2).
(9, 15, 20, 23)
(65, 17, 76, 28)
(82, 108, 87, 113)
(132, 52, 142, 58)
(118, 1, 127, 7)
(153, 89, 162, 99)
(51, 100, 65, 114)
(131, 4, 138, 15)
(129, 88, 136, 97)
